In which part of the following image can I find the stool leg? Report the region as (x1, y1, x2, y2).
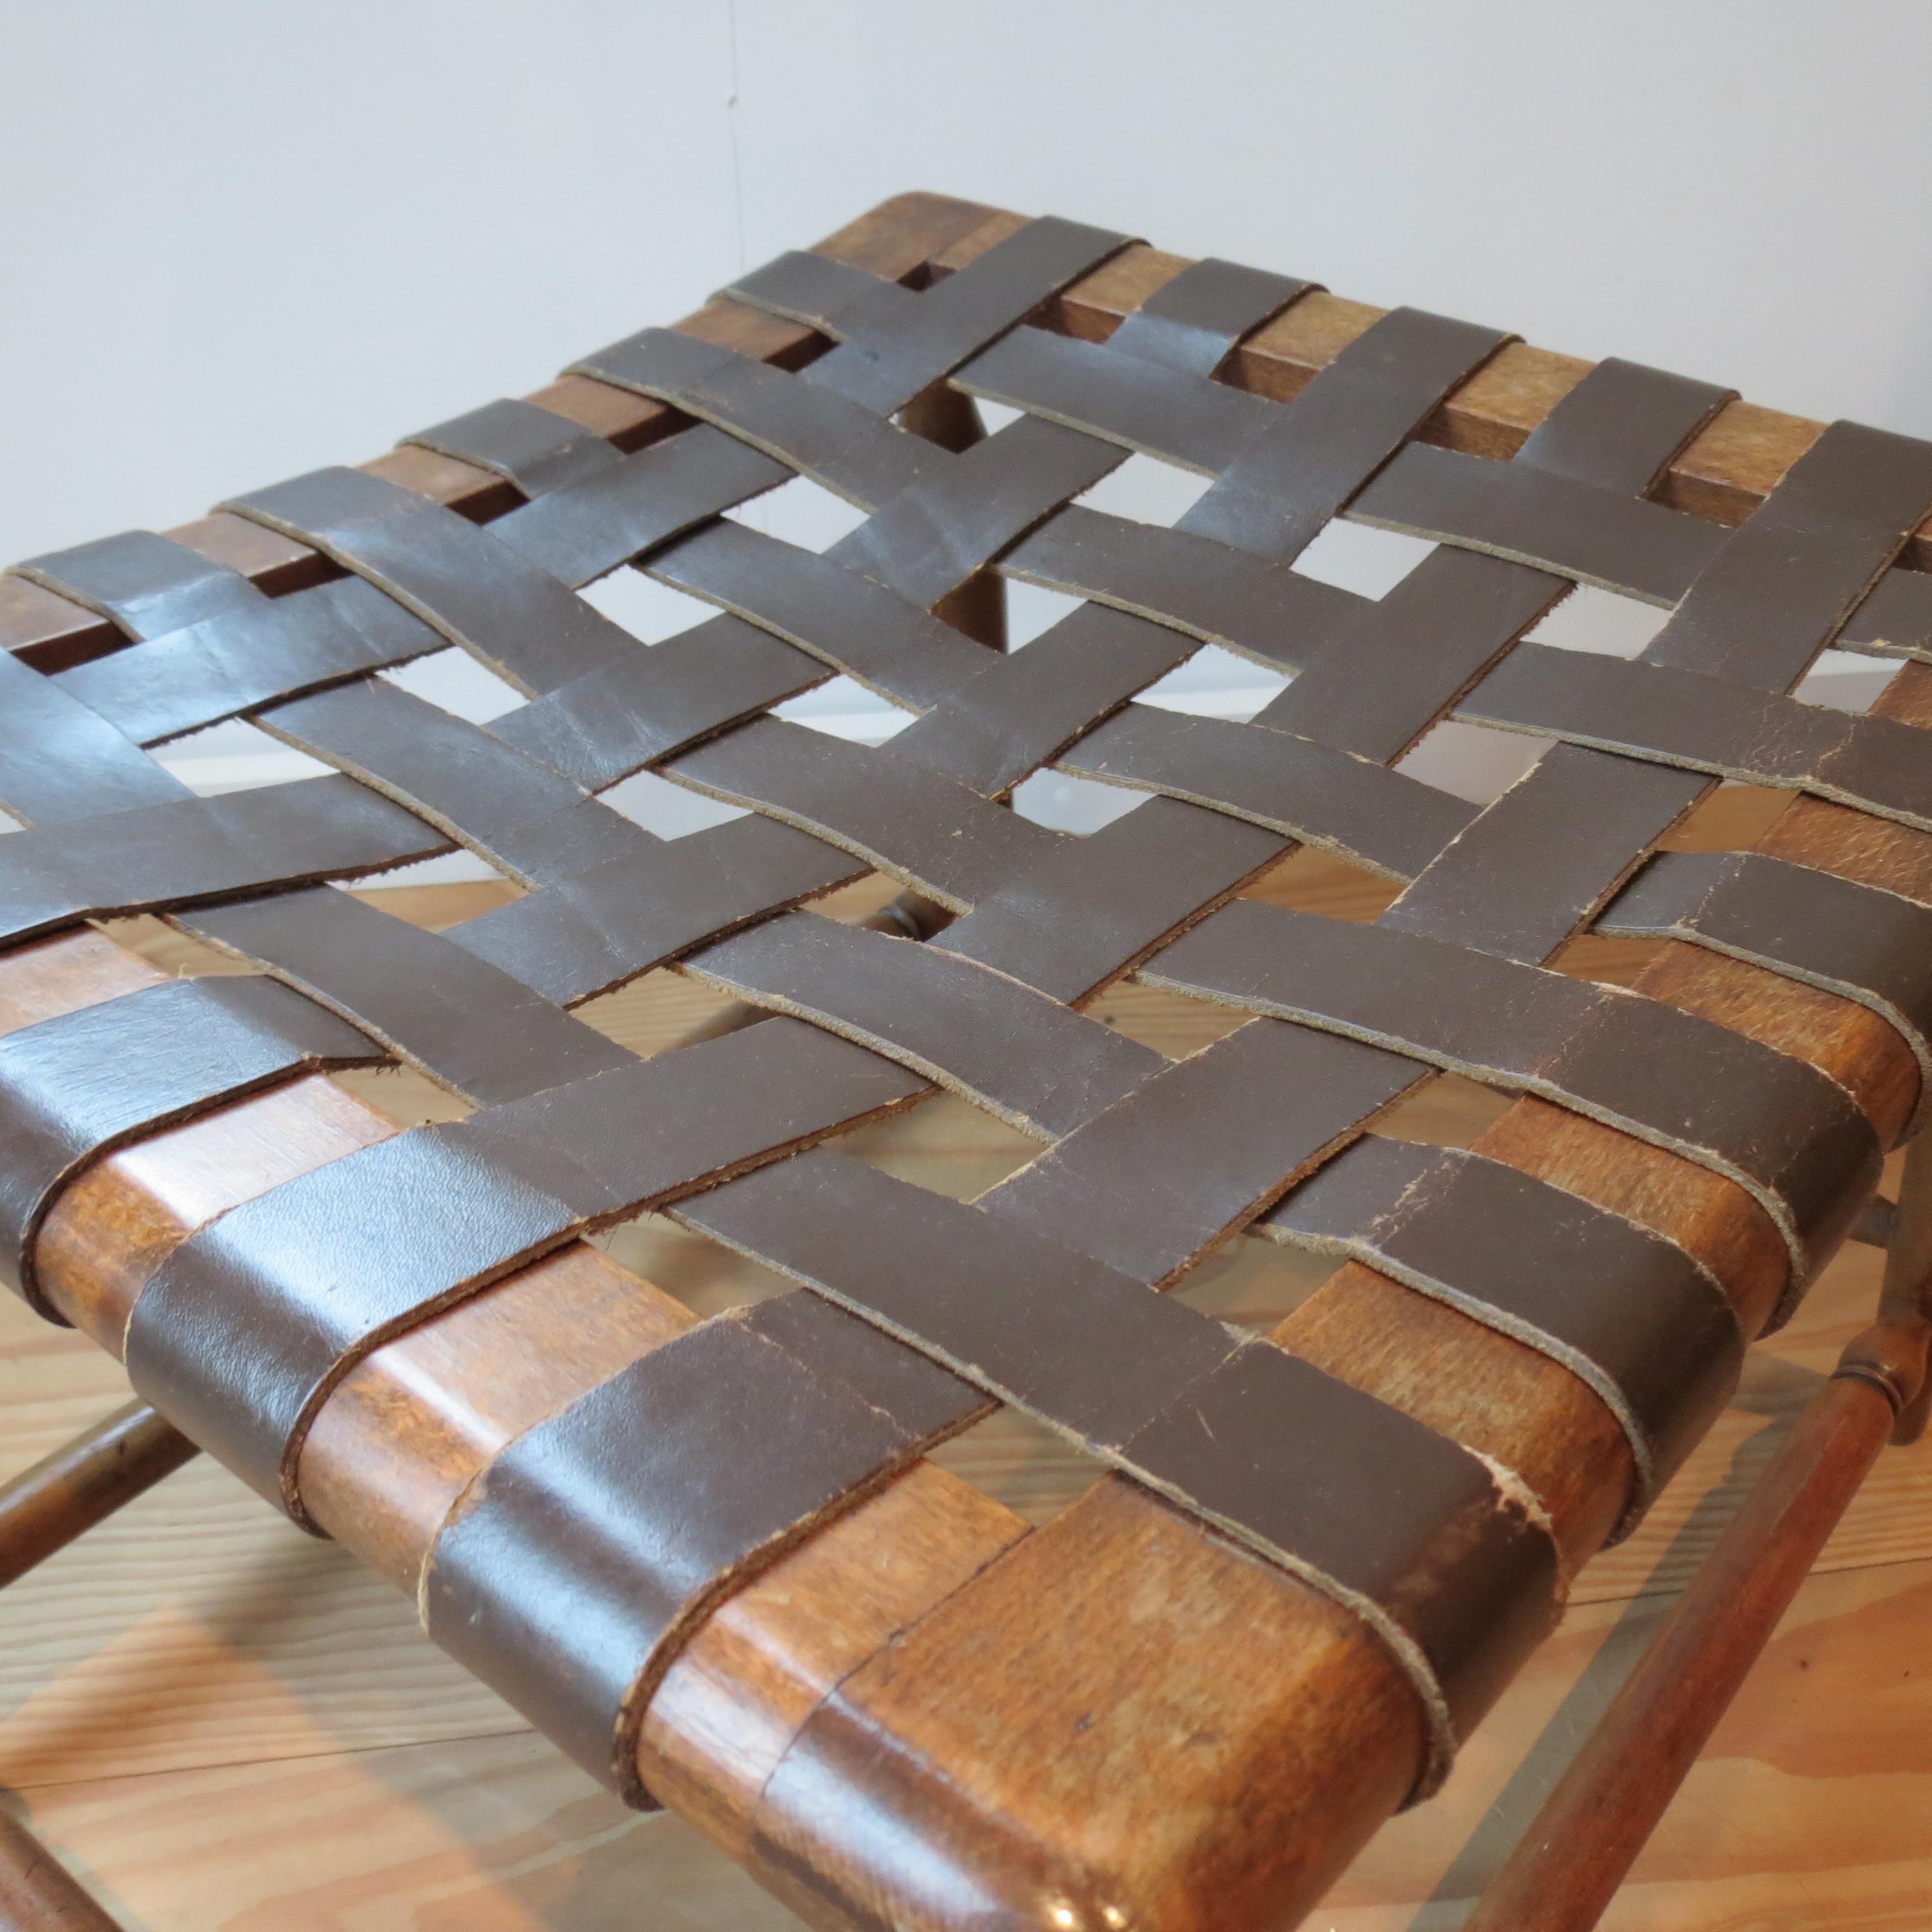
(1465, 1135, 1932, 1931)
(0, 1400, 199, 1931)
(0, 1400, 197, 1590)
(0, 1807, 123, 1932)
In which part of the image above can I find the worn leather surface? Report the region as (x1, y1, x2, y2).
(426, 1290, 985, 1804)
(0, 976, 382, 1316)
(1146, 897, 1882, 1290)
(1599, 848, 1932, 1122)
(677, 1145, 1557, 1793)
(5, 211, 1930, 1820)
(124, 1016, 927, 1521)
(1262, 1135, 1743, 1525)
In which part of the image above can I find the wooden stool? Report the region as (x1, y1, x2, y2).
(2, 192, 1930, 1930)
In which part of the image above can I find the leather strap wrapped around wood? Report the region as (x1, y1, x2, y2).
(402, 398, 626, 499)
(0, 976, 383, 1317)
(1260, 1135, 1743, 1525)
(424, 1290, 986, 1806)
(123, 1016, 927, 1523)
(1144, 898, 1881, 1290)
(1598, 848, 1932, 1125)
(675, 1146, 1559, 1796)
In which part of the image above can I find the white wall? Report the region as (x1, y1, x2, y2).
(2, 0, 1926, 836)
(9, 0, 1932, 559)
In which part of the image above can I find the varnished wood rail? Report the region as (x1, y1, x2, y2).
(0, 1401, 195, 1593)
(0, 1400, 196, 1928)
(0, 192, 1927, 1927)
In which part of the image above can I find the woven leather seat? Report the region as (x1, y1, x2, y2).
(3, 191, 1929, 1930)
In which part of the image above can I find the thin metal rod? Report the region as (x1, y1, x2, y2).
(0, 1399, 197, 1590)
(1466, 1136, 1932, 1932)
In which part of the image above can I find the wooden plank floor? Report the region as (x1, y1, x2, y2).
(5, 814, 1928, 1930)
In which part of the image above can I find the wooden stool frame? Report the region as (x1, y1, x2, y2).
(1, 192, 1929, 1930)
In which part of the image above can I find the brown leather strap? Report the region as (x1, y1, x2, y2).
(1177, 307, 1510, 560)
(998, 504, 1362, 670)
(15, 531, 447, 747)
(0, 643, 194, 821)
(0, 776, 446, 947)
(958, 322, 1285, 473)
(1598, 848, 1932, 1122)
(1144, 898, 1881, 1290)
(664, 716, 1058, 911)
(486, 613, 824, 791)
(424, 1290, 985, 1805)
(1350, 439, 1726, 602)
(1260, 1135, 1743, 1525)
(641, 518, 990, 708)
(223, 468, 639, 695)
(1253, 354, 1729, 764)
(123, 1016, 927, 1521)
(448, 810, 866, 1007)
(14, 528, 263, 637)
(684, 909, 1163, 1137)
(1641, 420, 1932, 685)
(675, 1146, 1559, 1794)
(402, 398, 626, 498)
(487, 426, 790, 591)
(186, 886, 637, 1103)
(1353, 360, 1734, 963)
(258, 676, 651, 887)
(1382, 746, 1706, 965)
(892, 601, 1197, 797)
(936, 793, 1288, 1002)
(1102, 256, 1316, 377)
(980, 1015, 1426, 1287)
(0, 976, 383, 1317)
(573, 329, 940, 506)
(1056, 703, 1478, 881)
(1458, 643, 1932, 830)
(721, 215, 1133, 416)
(830, 413, 1126, 611)
(1843, 563, 1932, 661)
(1253, 544, 1562, 759)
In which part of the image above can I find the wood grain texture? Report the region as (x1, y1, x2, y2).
(1, 1118, 1927, 1928)
(2, 190, 1929, 1927)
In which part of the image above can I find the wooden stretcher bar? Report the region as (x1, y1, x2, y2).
(0, 192, 1926, 1930)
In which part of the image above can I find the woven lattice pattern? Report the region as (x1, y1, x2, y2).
(6, 211, 1932, 1804)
